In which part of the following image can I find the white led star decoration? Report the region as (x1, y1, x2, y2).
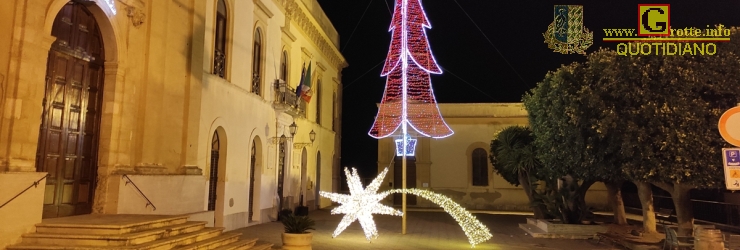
(321, 167, 493, 248)
(319, 167, 402, 241)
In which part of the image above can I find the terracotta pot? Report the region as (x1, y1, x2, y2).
(281, 232, 313, 250)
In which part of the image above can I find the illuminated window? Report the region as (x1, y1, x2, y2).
(316, 79, 321, 125)
(252, 28, 263, 96)
(472, 148, 488, 186)
(213, 0, 227, 78)
(280, 51, 288, 82)
(332, 92, 337, 131)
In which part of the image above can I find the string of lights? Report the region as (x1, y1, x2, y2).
(369, 0, 453, 139)
(384, 188, 493, 247)
(319, 167, 402, 241)
(321, 167, 492, 248)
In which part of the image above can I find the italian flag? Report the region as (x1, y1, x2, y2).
(299, 62, 312, 103)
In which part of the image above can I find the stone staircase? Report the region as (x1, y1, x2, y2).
(7, 214, 272, 250)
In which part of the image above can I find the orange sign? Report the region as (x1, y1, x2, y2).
(719, 107, 740, 147)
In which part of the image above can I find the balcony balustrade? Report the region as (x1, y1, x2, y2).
(273, 79, 306, 117)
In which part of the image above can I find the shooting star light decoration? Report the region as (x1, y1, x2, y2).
(320, 167, 493, 247)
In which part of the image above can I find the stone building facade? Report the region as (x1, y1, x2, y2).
(376, 103, 608, 211)
(0, 0, 345, 248)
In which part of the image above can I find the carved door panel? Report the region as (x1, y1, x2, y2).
(37, 3, 103, 218)
(393, 156, 417, 205)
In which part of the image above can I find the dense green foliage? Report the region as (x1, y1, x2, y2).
(489, 126, 540, 186)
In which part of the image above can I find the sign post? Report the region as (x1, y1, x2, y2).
(724, 148, 740, 190)
(720, 106, 740, 190)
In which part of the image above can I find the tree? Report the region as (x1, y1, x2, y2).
(611, 38, 740, 235)
(523, 54, 628, 225)
(490, 126, 545, 219)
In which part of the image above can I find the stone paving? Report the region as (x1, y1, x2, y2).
(233, 209, 622, 250)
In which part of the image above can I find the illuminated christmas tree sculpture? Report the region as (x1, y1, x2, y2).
(368, 0, 454, 237)
(369, 0, 453, 139)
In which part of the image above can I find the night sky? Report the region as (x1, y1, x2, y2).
(316, 0, 740, 177)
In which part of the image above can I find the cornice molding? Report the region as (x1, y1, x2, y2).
(273, 0, 348, 70)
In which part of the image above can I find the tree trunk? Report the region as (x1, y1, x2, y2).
(671, 184, 694, 236)
(519, 170, 545, 219)
(605, 181, 628, 225)
(636, 181, 657, 233)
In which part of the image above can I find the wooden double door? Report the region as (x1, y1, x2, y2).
(36, 2, 105, 218)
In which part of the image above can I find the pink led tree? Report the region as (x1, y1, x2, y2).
(368, 0, 453, 139)
(368, 0, 453, 235)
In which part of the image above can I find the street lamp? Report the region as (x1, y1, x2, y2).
(294, 128, 316, 149)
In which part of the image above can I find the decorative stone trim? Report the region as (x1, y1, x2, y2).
(281, 26, 297, 42)
(316, 61, 326, 71)
(301, 47, 312, 59)
(126, 6, 146, 27)
(179, 165, 203, 175)
(253, 0, 275, 18)
(273, 0, 347, 69)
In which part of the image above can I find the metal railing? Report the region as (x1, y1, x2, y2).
(0, 174, 49, 209)
(623, 193, 740, 227)
(122, 174, 157, 211)
(274, 81, 306, 116)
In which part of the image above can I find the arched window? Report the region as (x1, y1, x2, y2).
(472, 148, 488, 186)
(315, 79, 321, 125)
(251, 28, 263, 96)
(332, 92, 337, 131)
(213, 0, 227, 78)
(280, 51, 288, 82)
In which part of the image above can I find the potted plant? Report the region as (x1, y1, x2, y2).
(279, 208, 293, 221)
(281, 214, 315, 250)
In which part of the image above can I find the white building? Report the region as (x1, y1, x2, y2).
(0, 0, 345, 247)
(376, 103, 608, 211)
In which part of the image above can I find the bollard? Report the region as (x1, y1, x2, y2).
(695, 229, 724, 250)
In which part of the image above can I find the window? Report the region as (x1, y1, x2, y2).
(472, 148, 489, 186)
(252, 29, 263, 96)
(280, 51, 288, 82)
(315, 79, 321, 125)
(332, 92, 337, 131)
(213, 0, 227, 78)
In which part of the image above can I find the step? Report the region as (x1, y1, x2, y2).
(212, 238, 258, 250)
(7, 227, 225, 250)
(19, 221, 207, 247)
(35, 214, 191, 235)
(245, 243, 273, 250)
(173, 232, 242, 250)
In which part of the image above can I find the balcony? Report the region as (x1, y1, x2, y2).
(273, 79, 306, 118)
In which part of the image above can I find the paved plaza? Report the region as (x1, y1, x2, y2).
(233, 208, 622, 250)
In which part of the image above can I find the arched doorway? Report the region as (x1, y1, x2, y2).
(315, 151, 321, 209)
(300, 148, 307, 207)
(209, 131, 220, 211)
(248, 138, 259, 222)
(37, 2, 105, 219)
(277, 141, 287, 212)
(208, 128, 227, 227)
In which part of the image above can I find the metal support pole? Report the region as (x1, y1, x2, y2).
(402, 123, 407, 235)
